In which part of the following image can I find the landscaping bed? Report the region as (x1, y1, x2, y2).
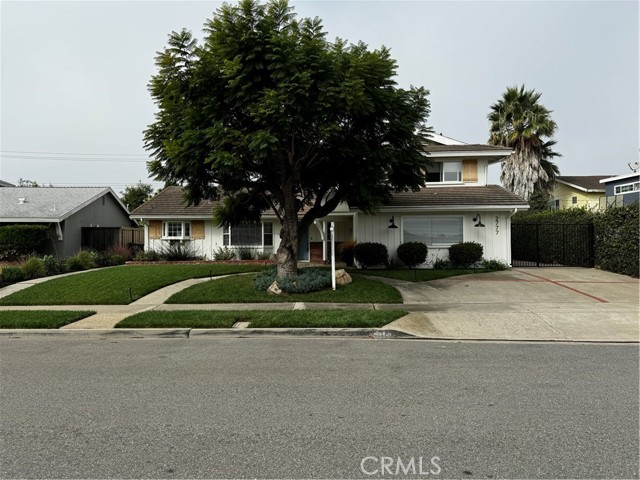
(165, 274, 403, 304)
(116, 310, 406, 329)
(0, 311, 95, 329)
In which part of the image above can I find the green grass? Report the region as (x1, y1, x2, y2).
(347, 268, 486, 282)
(0, 310, 95, 328)
(166, 274, 402, 304)
(116, 310, 406, 328)
(0, 264, 265, 306)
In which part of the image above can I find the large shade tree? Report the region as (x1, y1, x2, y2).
(144, 0, 432, 277)
(488, 85, 560, 200)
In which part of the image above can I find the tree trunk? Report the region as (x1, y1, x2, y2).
(276, 185, 299, 278)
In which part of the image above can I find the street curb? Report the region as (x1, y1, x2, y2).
(0, 327, 415, 339)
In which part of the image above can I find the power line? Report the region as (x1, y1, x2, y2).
(0, 154, 148, 163)
(0, 150, 149, 157)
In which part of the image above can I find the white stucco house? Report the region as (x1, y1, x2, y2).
(130, 134, 529, 266)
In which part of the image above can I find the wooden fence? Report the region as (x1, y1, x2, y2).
(81, 227, 144, 252)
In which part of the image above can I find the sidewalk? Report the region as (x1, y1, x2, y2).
(0, 268, 638, 342)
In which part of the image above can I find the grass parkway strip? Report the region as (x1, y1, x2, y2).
(0, 264, 265, 306)
(165, 274, 403, 304)
(0, 311, 96, 329)
(116, 310, 407, 329)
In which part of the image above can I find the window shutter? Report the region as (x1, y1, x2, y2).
(462, 159, 478, 182)
(191, 221, 205, 239)
(148, 220, 162, 239)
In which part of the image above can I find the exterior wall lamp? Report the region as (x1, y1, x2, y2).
(388, 216, 398, 229)
(473, 214, 485, 228)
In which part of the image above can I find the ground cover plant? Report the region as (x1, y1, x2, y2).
(0, 264, 264, 306)
(166, 274, 402, 304)
(0, 310, 95, 329)
(116, 310, 406, 329)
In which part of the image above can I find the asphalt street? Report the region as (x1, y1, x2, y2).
(0, 337, 638, 479)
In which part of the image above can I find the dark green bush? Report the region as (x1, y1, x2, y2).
(397, 242, 428, 268)
(42, 255, 62, 276)
(76, 250, 97, 270)
(1, 266, 26, 283)
(433, 258, 454, 270)
(353, 242, 388, 268)
(254, 267, 332, 293)
(237, 246, 254, 260)
(134, 249, 162, 261)
(448, 242, 484, 267)
(21, 257, 46, 279)
(594, 205, 639, 277)
(482, 259, 510, 271)
(0, 225, 50, 259)
(94, 251, 126, 267)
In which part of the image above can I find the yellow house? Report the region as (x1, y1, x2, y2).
(551, 176, 612, 210)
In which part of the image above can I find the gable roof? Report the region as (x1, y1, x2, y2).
(599, 172, 640, 184)
(0, 187, 128, 222)
(555, 176, 612, 192)
(0, 180, 15, 187)
(379, 185, 528, 210)
(130, 186, 223, 218)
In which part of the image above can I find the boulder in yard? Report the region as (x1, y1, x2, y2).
(267, 281, 283, 295)
(335, 269, 352, 285)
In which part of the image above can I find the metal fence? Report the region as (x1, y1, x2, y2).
(511, 223, 595, 268)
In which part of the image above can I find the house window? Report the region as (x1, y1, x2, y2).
(403, 216, 463, 245)
(572, 196, 577, 204)
(162, 221, 191, 239)
(223, 222, 273, 246)
(425, 162, 462, 183)
(614, 182, 640, 195)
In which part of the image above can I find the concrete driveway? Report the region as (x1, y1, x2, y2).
(380, 268, 639, 342)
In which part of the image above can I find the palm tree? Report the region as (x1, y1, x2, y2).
(488, 85, 560, 200)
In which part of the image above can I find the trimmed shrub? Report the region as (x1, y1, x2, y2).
(42, 255, 62, 276)
(1, 266, 26, 283)
(134, 249, 162, 262)
(448, 242, 484, 268)
(213, 246, 236, 261)
(21, 257, 46, 279)
(0, 225, 50, 260)
(397, 242, 428, 268)
(353, 242, 388, 269)
(160, 241, 199, 261)
(594, 205, 639, 278)
(254, 267, 332, 293)
(338, 241, 356, 267)
(94, 251, 126, 267)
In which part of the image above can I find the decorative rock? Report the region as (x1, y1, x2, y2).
(335, 269, 352, 285)
(267, 281, 283, 295)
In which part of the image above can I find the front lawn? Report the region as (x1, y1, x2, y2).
(0, 264, 264, 306)
(347, 268, 486, 282)
(116, 310, 406, 328)
(165, 274, 402, 304)
(0, 310, 95, 329)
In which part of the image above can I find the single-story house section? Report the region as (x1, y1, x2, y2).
(599, 171, 640, 208)
(0, 187, 133, 258)
(131, 135, 529, 266)
(551, 176, 612, 210)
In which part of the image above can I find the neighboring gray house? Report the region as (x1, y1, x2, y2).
(0, 180, 15, 187)
(599, 172, 640, 208)
(0, 187, 133, 258)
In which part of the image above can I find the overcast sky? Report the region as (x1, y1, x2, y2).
(1, 1, 638, 196)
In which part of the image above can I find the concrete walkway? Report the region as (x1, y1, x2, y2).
(0, 267, 638, 341)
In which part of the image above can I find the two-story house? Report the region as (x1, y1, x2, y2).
(131, 134, 529, 266)
(599, 171, 640, 209)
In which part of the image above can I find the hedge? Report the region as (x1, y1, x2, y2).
(593, 205, 639, 277)
(0, 225, 50, 259)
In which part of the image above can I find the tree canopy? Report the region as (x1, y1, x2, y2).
(488, 85, 560, 200)
(144, 0, 432, 276)
(120, 182, 155, 211)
